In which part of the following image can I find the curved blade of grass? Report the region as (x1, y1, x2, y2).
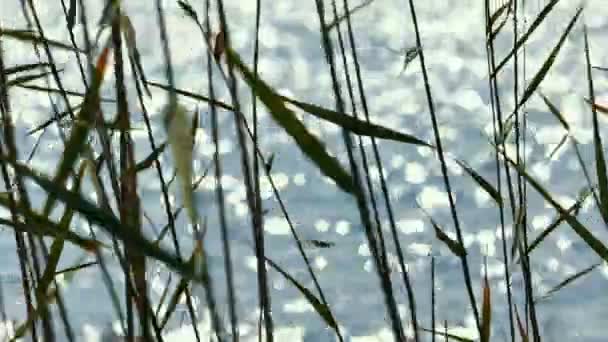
(487, 0, 513, 43)
(265, 257, 339, 331)
(0, 215, 101, 252)
(539, 93, 571, 131)
(496, 145, 608, 263)
(6, 70, 60, 87)
(225, 47, 355, 194)
(548, 133, 569, 160)
(134, 142, 167, 173)
(537, 263, 600, 302)
(15, 84, 116, 102)
(147, 80, 431, 149)
(454, 159, 502, 205)
(489, 17, 510, 45)
(73, 119, 146, 132)
(525, 186, 593, 258)
(177, 0, 198, 22)
(146, 80, 237, 111)
(155, 208, 183, 245)
(0, 155, 202, 282)
(433, 221, 467, 258)
(507, 6, 583, 117)
(538, 93, 575, 161)
(489, 0, 511, 28)
(496, 112, 515, 144)
(419, 206, 466, 257)
(160, 277, 190, 329)
(26, 104, 83, 136)
(280, 95, 432, 147)
(397, 46, 421, 74)
(488, 9, 512, 44)
(159, 243, 202, 329)
(4, 62, 51, 75)
(0, 196, 103, 252)
(155, 273, 173, 318)
(491, 0, 563, 77)
(55, 261, 98, 277)
(526, 208, 569, 257)
(0, 28, 86, 54)
(42, 41, 112, 217)
(583, 25, 608, 227)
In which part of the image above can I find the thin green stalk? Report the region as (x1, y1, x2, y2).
(250, 1, 274, 340)
(59, 0, 88, 87)
(406, 0, 481, 332)
(213, 1, 277, 340)
(110, 11, 152, 340)
(331, 0, 391, 280)
(0, 35, 44, 342)
(516, 2, 540, 340)
(313, 1, 406, 340)
(206, 2, 241, 340)
(339, 0, 419, 338)
(38, 243, 75, 342)
(24, 0, 76, 121)
(26, 234, 56, 342)
(584, 23, 608, 229)
(431, 257, 435, 342)
(127, 31, 202, 342)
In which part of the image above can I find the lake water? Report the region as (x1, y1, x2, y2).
(1, 0, 608, 341)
